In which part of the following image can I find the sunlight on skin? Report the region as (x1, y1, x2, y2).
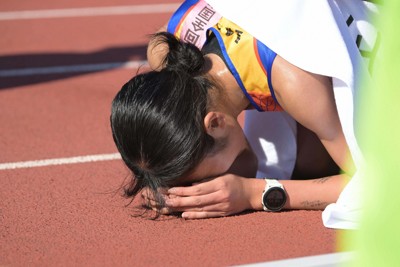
(343, 3, 400, 266)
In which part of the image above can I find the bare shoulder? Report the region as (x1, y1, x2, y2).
(271, 55, 332, 109)
(270, 55, 337, 137)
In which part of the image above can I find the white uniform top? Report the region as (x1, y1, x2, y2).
(206, 0, 380, 229)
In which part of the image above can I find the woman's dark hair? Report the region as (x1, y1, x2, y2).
(110, 32, 219, 213)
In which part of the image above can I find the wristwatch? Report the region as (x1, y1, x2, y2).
(262, 179, 287, 212)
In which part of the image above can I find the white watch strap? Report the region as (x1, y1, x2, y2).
(265, 179, 282, 188)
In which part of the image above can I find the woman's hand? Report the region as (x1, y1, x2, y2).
(165, 174, 261, 219)
(141, 173, 349, 218)
(141, 174, 261, 218)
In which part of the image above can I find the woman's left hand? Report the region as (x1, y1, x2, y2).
(166, 174, 259, 219)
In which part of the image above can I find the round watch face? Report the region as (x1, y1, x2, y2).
(263, 187, 287, 211)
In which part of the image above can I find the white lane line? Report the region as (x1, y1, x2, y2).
(0, 3, 180, 20)
(0, 153, 122, 170)
(0, 60, 148, 77)
(239, 252, 354, 267)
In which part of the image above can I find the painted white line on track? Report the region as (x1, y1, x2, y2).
(0, 60, 148, 77)
(0, 153, 122, 170)
(0, 3, 180, 20)
(238, 251, 354, 267)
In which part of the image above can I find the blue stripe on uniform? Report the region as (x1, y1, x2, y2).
(255, 40, 280, 106)
(210, 28, 264, 111)
(167, 0, 199, 34)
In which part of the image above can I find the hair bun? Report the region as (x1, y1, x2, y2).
(154, 32, 205, 75)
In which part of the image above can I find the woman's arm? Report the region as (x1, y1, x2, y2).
(271, 55, 355, 175)
(274, 175, 350, 210)
(163, 173, 350, 219)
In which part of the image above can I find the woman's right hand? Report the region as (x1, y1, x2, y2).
(141, 175, 265, 219)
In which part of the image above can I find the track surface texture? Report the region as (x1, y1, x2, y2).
(0, 1, 344, 266)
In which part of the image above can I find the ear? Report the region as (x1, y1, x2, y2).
(204, 112, 228, 139)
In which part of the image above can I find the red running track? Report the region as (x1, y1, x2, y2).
(0, 1, 347, 266)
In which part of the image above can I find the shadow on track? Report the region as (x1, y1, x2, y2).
(0, 44, 147, 90)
